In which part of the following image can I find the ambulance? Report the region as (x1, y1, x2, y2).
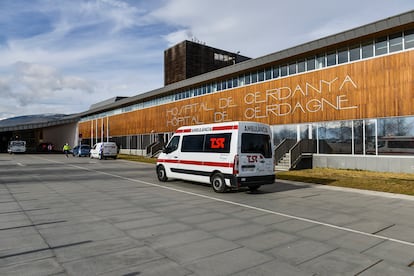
(156, 121, 275, 193)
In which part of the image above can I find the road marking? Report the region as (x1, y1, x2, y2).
(16, 163, 25, 167)
(34, 156, 414, 248)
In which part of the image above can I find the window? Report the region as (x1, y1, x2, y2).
(337, 48, 348, 64)
(306, 57, 316, 71)
(375, 36, 388, 56)
(241, 133, 272, 158)
(327, 51, 337, 66)
(349, 45, 360, 61)
(238, 75, 245, 86)
(251, 71, 258, 83)
(258, 70, 265, 82)
(405, 29, 414, 49)
(273, 66, 280, 78)
(232, 78, 238, 87)
(265, 67, 272, 80)
(288, 62, 297, 75)
(182, 135, 204, 152)
(389, 32, 403, 52)
(227, 79, 233, 89)
(297, 60, 306, 73)
(362, 41, 374, 58)
(280, 65, 288, 76)
(204, 133, 232, 153)
(316, 54, 326, 69)
(245, 74, 251, 84)
(165, 136, 180, 153)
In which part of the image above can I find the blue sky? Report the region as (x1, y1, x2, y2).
(0, 0, 413, 120)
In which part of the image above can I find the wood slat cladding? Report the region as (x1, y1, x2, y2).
(78, 51, 414, 138)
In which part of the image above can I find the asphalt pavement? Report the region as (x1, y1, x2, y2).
(1, 153, 414, 275)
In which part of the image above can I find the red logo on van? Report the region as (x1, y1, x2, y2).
(210, 138, 225, 149)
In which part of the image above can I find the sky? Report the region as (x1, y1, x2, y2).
(0, 0, 413, 120)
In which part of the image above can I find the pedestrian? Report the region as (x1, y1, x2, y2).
(63, 143, 71, 157)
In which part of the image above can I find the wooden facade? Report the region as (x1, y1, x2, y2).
(78, 51, 414, 139)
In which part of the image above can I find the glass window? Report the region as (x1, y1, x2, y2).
(288, 62, 296, 75)
(182, 135, 204, 152)
(327, 51, 337, 66)
(258, 70, 265, 82)
(251, 71, 258, 83)
(404, 29, 414, 49)
(272, 125, 297, 146)
(216, 82, 222, 91)
(362, 41, 374, 58)
(227, 79, 233, 89)
(233, 78, 238, 88)
(165, 136, 180, 153)
(375, 36, 388, 56)
(204, 133, 232, 153)
(316, 54, 326, 69)
(241, 133, 272, 158)
(349, 45, 360, 61)
(307, 57, 316, 71)
(337, 48, 348, 64)
(273, 66, 280, 78)
(297, 60, 306, 73)
(280, 65, 288, 76)
(318, 121, 352, 154)
(245, 74, 251, 84)
(389, 32, 403, 52)
(221, 80, 227, 90)
(238, 75, 245, 86)
(265, 67, 272, 80)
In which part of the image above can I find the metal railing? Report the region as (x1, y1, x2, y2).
(275, 139, 296, 164)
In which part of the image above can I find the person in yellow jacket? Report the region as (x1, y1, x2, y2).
(63, 143, 71, 157)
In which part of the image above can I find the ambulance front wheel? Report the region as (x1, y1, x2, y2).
(156, 165, 168, 182)
(211, 173, 226, 193)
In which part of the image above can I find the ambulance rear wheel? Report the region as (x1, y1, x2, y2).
(211, 173, 226, 193)
(156, 165, 168, 182)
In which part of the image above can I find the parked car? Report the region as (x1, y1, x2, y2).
(8, 140, 26, 154)
(72, 144, 91, 157)
(90, 142, 118, 159)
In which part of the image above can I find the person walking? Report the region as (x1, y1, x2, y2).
(63, 143, 71, 157)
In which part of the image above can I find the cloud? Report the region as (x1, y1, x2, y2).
(3, 62, 95, 106)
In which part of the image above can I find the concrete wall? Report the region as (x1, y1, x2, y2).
(43, 122, 78, 151)
(313, 154, 414, 174)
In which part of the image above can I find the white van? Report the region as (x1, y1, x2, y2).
(90, 142, 118, 159)
(8, 140, 26, 154)
(156, 121, 275, 193)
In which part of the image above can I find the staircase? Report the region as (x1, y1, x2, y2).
(274, 139, 317, 171)
(275, 152, 291, 171)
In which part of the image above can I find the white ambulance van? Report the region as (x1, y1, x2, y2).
(90, 142, 118, 159)
(156, 121, 275, 193)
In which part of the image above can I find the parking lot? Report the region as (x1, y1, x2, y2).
(1, 153, 414, 275)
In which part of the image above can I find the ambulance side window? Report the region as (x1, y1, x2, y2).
(204, 133, 232, 153)
(164, 136, 180, 153)
(182, 135, 204, 152)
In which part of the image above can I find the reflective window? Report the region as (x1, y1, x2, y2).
(338, 48, 348, 64)
(280, 65, 288, 76)
(238, 75, 245, 86)
(404, 29, 414, 49)
(245, 74, 251, 84)
(272, 125, 297, 146)
(349, 45, 360, 61)
(316, 54, 326, 69)
(265, 67, 272, 80)
(258, 70, 265, 82)
(251, 71, 258, 83)
(375, 36, 388, 56)
(327, 51, 337, 66)
(389, 32, 403, 52)
(227, 79, 233, 89)
(273, 66, 280, 78)
(289, 62, 297, 75)
(298, 60, 306, 73)
(233, 78, 238, 87)
(318, 121, 352, 154)
(307, 57, 316, 71)
(182, 135, 204, 152)
(362, 42, 374, 58)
